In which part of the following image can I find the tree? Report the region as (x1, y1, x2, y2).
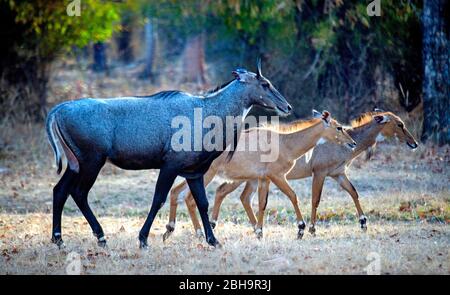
(139, 17, 157, 80)
(181, 33, 207, 85)
(421, 0, 449, 145)
(116, 10, 134, 64)
(1, 0, 121, 118)
(92, 42, 108, 73)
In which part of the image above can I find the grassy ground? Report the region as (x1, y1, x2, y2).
(0, 122, 448, 274)
(0, 65, 449, 274)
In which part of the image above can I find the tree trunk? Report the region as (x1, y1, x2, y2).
(139, 18, 156, 81)
(117, 13, 134, 64)
(93, 42, 108, 73)
(181, 33, 207, 85)
(421, 0, 449, 145)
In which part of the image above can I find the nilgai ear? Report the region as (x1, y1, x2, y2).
(232, 71, 240, 80)
(322, 110, 331, 124)
(312, 109, 321, 118)
(374, 115, 389, 124)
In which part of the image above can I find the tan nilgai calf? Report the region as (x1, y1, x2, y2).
(191, 110, 418, 236)
(163, 110, 356, 240)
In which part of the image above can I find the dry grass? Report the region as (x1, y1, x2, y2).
(1, 214, 448, 275)
(0, 124, 448, 274)
(0, 65, 449, 274)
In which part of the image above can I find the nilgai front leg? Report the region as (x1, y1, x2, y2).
(186, 177, 219, 247)
(210, 180, 244, 229)
(333, 174, 367, 231)
(165, 181, 188, 240)
(309, 173, 325, 236)
(164, 166, 217, 241)
(255, 178, 270, 239)
(269, 175, 306, 239)
(238, 180, 258, 229)
(139, 168, 177, 249)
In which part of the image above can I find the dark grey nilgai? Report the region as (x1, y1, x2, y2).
(46, 61, 292, 248)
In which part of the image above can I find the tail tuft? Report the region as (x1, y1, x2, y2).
(46, 113, 63, 174)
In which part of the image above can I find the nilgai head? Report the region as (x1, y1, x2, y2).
(372, 109, 418, 149)
(313, 110, 357, 148)
(232, 58, 292, 116)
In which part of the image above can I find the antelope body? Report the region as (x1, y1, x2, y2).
(163, 111, 356, 240)
(184, 110, 418, 236)
(46, 63, 292, 248)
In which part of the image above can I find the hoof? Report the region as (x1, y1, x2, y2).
(359, 215, 368, 231)
(210, 220, 216, 230)
(255, 228, 263, 239)
(166, 223, 175, 232)
(51, 235, 65, 249)
(97, 237, 107, 248)
(163, 224, 175, 242)
(162, 231, 172, 242)
(297, 221, 306, 239)
(206, 236, 220, 247)
(308, 225, 316, 237)
(139, 239, 149, 250)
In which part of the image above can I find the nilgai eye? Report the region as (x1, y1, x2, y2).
(337, 126, 342, 131)
(262, 83, 270, 88)
(398, 123, 404, 128)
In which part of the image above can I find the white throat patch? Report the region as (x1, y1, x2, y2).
(304, 148, 314, 164)
(376, 133, 385, 142)
(317, 138, 327, 145)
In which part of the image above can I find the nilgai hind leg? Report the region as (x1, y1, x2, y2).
(269, 175, 306, 239)
(309, 173, 325, 236)
(254, 178, 270, 239)
(52, 168, 77, 248)
(53, 156, 107, 248)
(333, 174, 367, 231)
(210, 180, 244, 229)
(139, 168, 178, 249)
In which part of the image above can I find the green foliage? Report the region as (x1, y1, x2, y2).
(213, 0, 294, 44)
(6, 0, 122, 56)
